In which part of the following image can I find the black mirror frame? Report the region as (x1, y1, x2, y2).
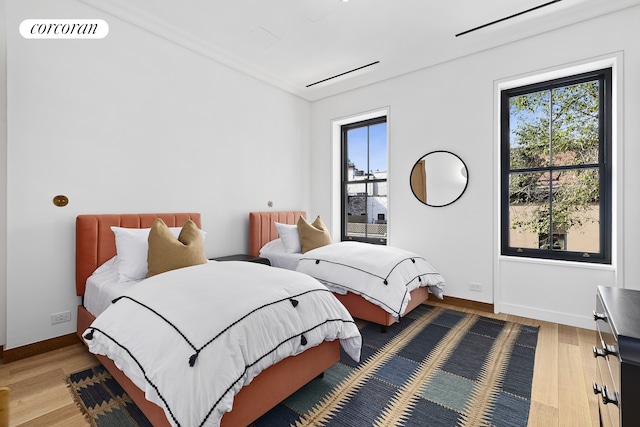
(410, 150, 469, 207)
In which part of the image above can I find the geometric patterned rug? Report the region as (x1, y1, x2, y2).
(66, 365, 153, 427)
(252, 304, 539, 427)
(67, 304, 539, 427)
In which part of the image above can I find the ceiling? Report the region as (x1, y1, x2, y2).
(80, 0, 640, 101)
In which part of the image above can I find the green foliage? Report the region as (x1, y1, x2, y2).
(508, 80, 600, 246)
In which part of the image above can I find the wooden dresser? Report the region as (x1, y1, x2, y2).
(593, 286, 640, 427)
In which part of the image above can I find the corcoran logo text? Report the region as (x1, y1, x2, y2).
(20, 19, 109, 39)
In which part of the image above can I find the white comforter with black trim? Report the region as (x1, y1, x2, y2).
(84, 261, 362, 427)
(296, 241, 445, 319)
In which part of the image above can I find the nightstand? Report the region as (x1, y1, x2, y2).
(210, 254, 271, 266)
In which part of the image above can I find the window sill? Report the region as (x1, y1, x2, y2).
(498, 254, 615, 271)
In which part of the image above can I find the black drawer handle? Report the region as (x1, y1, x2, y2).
(593, 311, 608, 322)
(593, 383, 620, 406)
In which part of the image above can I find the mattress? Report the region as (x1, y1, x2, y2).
(259, 238, 303, 271)
(83, 257, 141, 317)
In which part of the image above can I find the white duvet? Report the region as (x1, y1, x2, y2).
(84, 261, 362, 427)
(296, 241, 445, 320)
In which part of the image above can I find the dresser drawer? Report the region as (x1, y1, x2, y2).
(596, 356, 619, 427)
(595, 321, 620, 426)
(595, 298, 620, 394)
(594, 286, 640, 427)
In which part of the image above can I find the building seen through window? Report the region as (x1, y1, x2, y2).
(341, 116, 388, 244)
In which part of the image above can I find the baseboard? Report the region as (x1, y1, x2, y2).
(499, 302, 595, 330)
(2, 333, 81, 363)
(430, 295, 494, 313)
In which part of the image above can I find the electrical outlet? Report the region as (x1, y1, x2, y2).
(469, 282, 483, 292)
(51, 310, 71, 325)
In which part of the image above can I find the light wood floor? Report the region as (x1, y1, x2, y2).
(0, 301, 600, 427)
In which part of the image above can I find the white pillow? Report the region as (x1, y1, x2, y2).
(275, 222, 301, 253)
(111, 226, 207, 282)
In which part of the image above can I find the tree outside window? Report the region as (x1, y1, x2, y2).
(501, 69, 611, 263)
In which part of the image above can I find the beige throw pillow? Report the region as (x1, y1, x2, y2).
(147, 218, 207, 277)
(297, 215, 332, 253)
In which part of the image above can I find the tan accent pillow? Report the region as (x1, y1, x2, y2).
(147, 218, 207, 277)
(297, 215, 332, 253)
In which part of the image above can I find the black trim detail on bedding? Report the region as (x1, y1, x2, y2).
(201, 318, 354, 427)
(312, 273, 436, 319)
(84, 326, 181, 426)
(112, 288, 332, 367)
(299, 255, 430, 285)
(321, 279, 409, 319)
(86, 317, 356, 427)
(298, 255, 443, 318)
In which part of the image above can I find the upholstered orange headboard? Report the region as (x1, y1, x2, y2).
(248, 211, 306, 257)
(75, 213, 201, 296)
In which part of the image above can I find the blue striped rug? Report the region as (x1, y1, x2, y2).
(252, 304, 539, 427)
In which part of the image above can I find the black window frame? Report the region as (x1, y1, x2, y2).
(341, 116, 388, 244)
(500, 68, 612, 264)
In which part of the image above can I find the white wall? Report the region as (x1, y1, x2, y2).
(3, 0, 311, 349)
(310, 6, 640, 329)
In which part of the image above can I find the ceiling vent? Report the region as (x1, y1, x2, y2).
(455, 0, 562, 37)
(306, 61, 380, 88)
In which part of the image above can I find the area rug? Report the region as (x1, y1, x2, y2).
(67, 304, 539, 427)
(66, 364, 153, 427)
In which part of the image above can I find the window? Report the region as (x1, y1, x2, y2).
(501, 68, 612, 263)
(341, 116, 388, 244)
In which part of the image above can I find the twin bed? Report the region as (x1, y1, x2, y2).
(249, 211, 445, 328)
(76, 213, 361, 427)
(76, 211, 444, 426)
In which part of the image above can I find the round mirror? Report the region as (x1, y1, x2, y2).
(410, 150, 468, 207)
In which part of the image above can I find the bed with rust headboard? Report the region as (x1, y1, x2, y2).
(249, 211, 445, 328)
(76, 213, 361, 427)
